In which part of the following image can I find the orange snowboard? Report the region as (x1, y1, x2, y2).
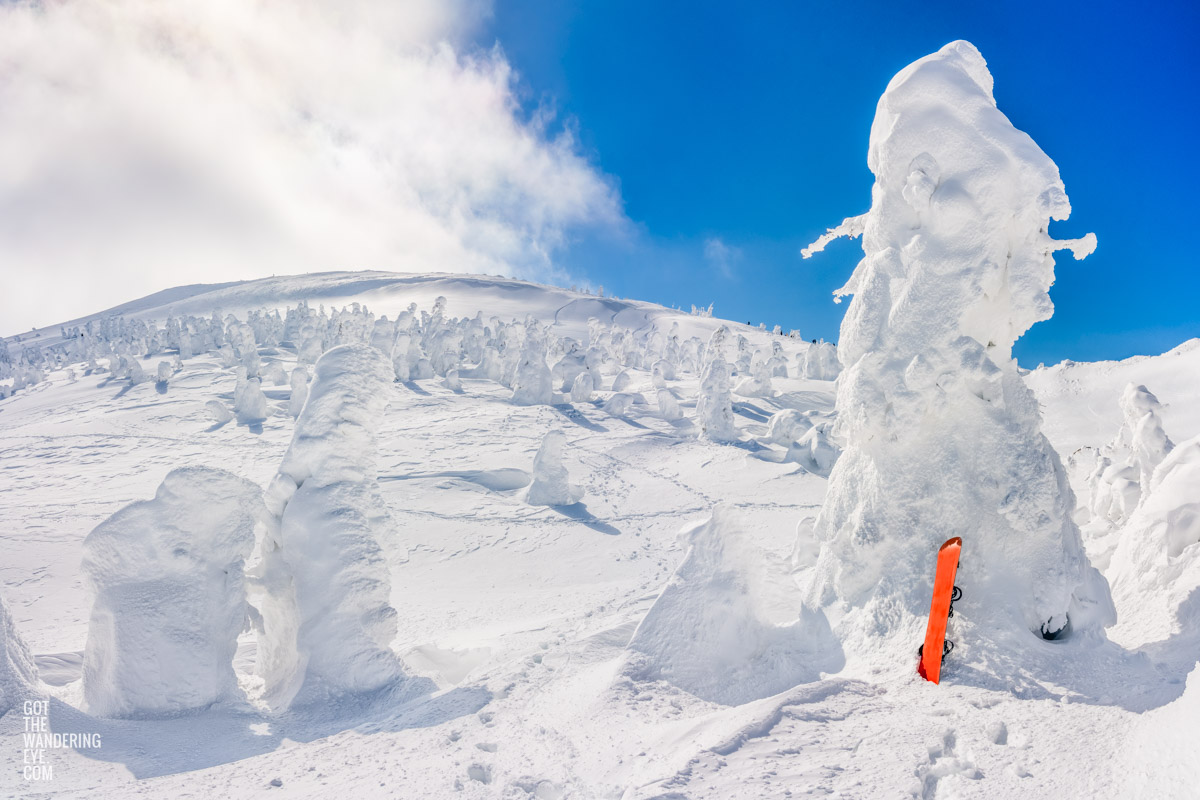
(917, 536, 962, 684)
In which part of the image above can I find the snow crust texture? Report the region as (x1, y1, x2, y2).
(799, 41, 1112, 664)
(252, 343, 405, 708)
(80, 467, 266, 718)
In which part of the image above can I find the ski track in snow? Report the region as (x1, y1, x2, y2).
(1, 272, 1198, 798)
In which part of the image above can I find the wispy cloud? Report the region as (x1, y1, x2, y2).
(703, 237, 741, 279)
(0, 0, 624, 332)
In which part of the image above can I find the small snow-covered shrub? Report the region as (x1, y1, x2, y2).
(657, 389, 681, 421)
(526, 430, 579, 506)
(288, 368, 309, 418)
(570, 371, 594, 403)
(765, 409, 813, 445)
(205, 399, 232, 425)
(234, 377, 269, 424)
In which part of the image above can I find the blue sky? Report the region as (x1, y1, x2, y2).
(480, 0, 1199, 366)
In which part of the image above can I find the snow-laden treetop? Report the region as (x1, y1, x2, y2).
(805, 40, 1095, 365)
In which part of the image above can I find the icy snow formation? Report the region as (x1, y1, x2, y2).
(626, 507, 841, 705)
(1, 592, 38, 715)
(526, 429, 579, 507)
(798, 41, 1111, 662)
(80, 467, 266, 718)
(252, 344, 405, 708)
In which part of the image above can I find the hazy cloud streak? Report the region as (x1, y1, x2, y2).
(0, 0, 623, 332)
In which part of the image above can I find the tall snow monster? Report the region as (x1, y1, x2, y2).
(798, 41, 1114, 663)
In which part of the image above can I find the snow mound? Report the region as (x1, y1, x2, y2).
(797, 40, 1112, 666)
(626, 506, 842, 705)
(1, 591, 38, 715)
(81, 467, 266, 718)
(252, 343, 405, 708)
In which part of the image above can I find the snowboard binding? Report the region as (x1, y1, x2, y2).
(918, 585, 962, 665)
(918, 638, 955, 664)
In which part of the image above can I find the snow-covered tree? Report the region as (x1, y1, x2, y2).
(526, 430, 579, 506)
(796, 41, 1112, 664)
(695, 326, 737, 442)
(1089, 384, 1175, 524)
(81, 467, 266, 717)
(252, 344, 404, 708)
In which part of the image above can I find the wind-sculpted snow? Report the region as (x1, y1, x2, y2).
(798, 41, 1112, 665)
(626, 506, 843, 705)
(251, 344, 405, 709)
(80, 467, 267, 718)
(1, 592, 38, 715)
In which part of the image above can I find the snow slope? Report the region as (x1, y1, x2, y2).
(0, 268, 1196, 798)
(6, 271, 780, 356)
(1026, 338, 1200, 459)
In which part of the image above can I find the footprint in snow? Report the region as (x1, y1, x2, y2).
(914, 728, 982, 799)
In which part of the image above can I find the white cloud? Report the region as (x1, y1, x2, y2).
(703, 237, 741, 279)
(0, 0, 623, 333)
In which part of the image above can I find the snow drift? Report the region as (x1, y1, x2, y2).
(252, 343, 406, 708)
(798, 41, 1112, 665)
(626, 506, 842, 705)
(80, 467, 266, 717)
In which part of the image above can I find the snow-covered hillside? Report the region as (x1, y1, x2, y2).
(0, 267, 1196, 798)
(4, 39, 1200, 800)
